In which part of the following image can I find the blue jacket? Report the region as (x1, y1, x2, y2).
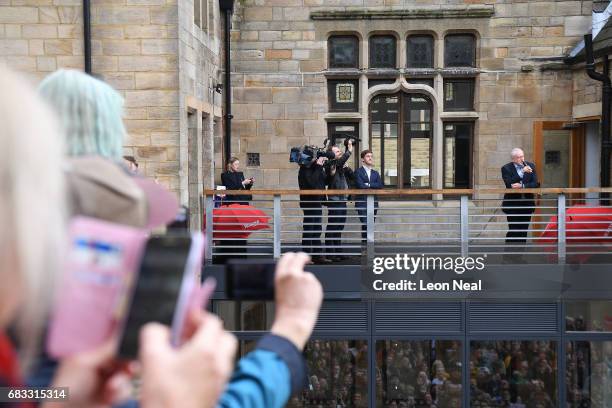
(354, 166, 383, 208)
(218, 334, 305, 407)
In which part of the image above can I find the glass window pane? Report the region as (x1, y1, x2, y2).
(444, 123, 472, 188)
(444, 135, 456, 188)
(566, 301, 612, 332)
(370, 35, 396, 69)
(329, 36, 359, 69)
(444, 34, 476, 67)
(376, 340, 463, 407)
(407, 35, 434, 68)
(567, 341, 612, 408)
(470, 341, 558, 407)
(410, 138, 430, 188)
(285, 340, 368, 407)
(384, 124, 398, 186)
(444, 79, 474, 111)
(371, 124, 382, 174)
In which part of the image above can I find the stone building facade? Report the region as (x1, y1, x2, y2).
(0, 0, 608, 217)
(227, 0, 605, 194)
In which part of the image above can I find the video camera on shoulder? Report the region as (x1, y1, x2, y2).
(289, 145, 335, 165)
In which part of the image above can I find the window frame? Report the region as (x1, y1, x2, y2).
(369, 92, 434, 188)
(407, 34, 435, 69)
(443, 78, 475, 112)
(444, 33, 476, 68)
(443, 121, 474, 189)
(369, 34, 397, 69)
(328, 35, 360, 69)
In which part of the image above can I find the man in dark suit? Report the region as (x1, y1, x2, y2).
(355, 149, 383, 241)
(501, 148, 538, 246)
(221, 157, 253, 205)
(298, 155, 331, 264)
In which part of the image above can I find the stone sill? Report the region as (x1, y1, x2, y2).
(324, 112, 362, 121)
(323, 69, 361, 78)
(323, 68, 479, 78)
(440, 112, 479, 120)
(440, 68, 480, 77)
(311, 6, 494, 21)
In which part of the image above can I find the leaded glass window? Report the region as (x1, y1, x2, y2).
(369, 35, 396, 69)
(328, 35, 359, 69)
(444, 34, 476, 67)
(327, 79, 359, 112)
(407, 35, 434, 68)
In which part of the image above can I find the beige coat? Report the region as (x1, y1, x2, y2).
(65, 156, 148, 228)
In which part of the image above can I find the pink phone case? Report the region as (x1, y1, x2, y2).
(46, 217, 148, 358)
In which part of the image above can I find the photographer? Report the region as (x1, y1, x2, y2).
(324, 139, 353, 261)
(298, 154, 332, 264)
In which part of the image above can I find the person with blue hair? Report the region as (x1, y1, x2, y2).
(38, 70, 149, 228)
(39, 69, 126, 161)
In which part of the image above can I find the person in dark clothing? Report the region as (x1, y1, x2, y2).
(355, 150, 384, 241)
(298, 155, 331, 264)
(221, 157, 253, 205)
(501, 148, 538, 246)
(324, 140, 353, 261)
(217, 157, 253, 261)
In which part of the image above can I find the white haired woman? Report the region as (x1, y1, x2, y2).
(0, 67, 237, 408)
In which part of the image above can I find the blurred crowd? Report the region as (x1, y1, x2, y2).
(470, 341, 556, 408)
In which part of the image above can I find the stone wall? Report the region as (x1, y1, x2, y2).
(0, 1, 224, 225)
(90, 2, 181, 196)
(0, 2, 84, 80)
(226, 0, 594, 191)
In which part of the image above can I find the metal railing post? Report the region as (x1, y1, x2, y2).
(366, 195, 375, 258)
(205, 195, 214, 262)
(557, 193, 566, 264)
(460, 195, 469, 257)
(273, 195, 281, 258)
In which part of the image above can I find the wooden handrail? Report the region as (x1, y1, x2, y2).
(203, 187, 612, 196)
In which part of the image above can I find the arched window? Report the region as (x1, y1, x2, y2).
(370, 93, 432, 188)
(407, 35, 434, 68)
(328, 35, 359, 69)
(369, 35, 396, 69)
(444, 33, 476, 67)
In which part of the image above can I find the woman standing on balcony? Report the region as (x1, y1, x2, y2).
(221, 157, 254, 205)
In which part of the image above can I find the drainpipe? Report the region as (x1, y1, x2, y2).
(83, 0, 92, 74)
(220, 0, 235, 164)
(584, 34, 611, 198)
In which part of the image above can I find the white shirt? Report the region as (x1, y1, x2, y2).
(514, 163, 524, 178)
(363, 166, 372, 183)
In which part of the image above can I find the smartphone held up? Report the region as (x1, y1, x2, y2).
(47, 217, 210, 360)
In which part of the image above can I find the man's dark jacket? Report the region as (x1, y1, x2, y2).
(500, 161, 538, 214)
(298, 161, 326, 204)
(326, 150, 352, 201)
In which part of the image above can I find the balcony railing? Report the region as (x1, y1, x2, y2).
(203, 188, 612, 264)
